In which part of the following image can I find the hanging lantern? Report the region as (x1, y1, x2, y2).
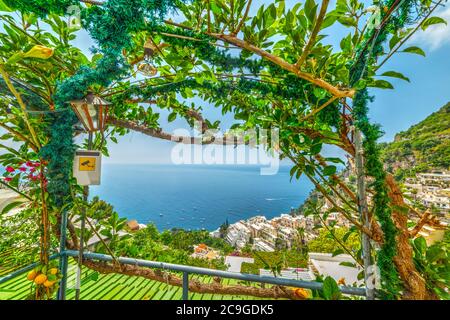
(69, 93, 111, 132)
(137, 39, 159, 77)
(137, 63, 157, 77)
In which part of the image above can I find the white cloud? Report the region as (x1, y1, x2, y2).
(410, 5, 450, 51)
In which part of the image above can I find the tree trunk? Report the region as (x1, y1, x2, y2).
(385, 175, 438, 300)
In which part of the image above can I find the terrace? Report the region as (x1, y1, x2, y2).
(0, 250, 368, 300)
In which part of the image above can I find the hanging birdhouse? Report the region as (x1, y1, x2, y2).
(69, 93, 111, 132)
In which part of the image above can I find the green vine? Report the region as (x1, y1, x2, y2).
(350, 0, 422, 299)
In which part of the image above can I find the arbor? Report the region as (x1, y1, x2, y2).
(0, 0, 447, 299)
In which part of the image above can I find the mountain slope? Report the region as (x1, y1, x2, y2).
(380, 102, 450, 180)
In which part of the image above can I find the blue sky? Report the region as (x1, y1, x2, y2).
(70, 1, 450, 164)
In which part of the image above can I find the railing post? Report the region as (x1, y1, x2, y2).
(57, 209, 69, 300)
(182, 272, 189, 300)
(75, 132, 93, 300)
(354, 127, 375, 300)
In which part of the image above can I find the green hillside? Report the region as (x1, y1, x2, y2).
(379, 103, 450, 180)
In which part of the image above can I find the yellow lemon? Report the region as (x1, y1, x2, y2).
(34, 274, 47, 285)
(294, 288, 310, 299)
(43, 280, 55, 288)
(27, 270, 37, 281)
(49, 268, 58, 275)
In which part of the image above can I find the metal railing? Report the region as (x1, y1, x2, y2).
(0, 253, 60, 285)
(0, 250, 369, 299)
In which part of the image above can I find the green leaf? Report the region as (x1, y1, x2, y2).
(209, 0, 221, 15)
(304, 0, 318, 25)
(0, 0, 12, 12)
(9, 173, 20, 189)
(353, 79, 367, 90)
(1, 200, 25, 216)
(340, 34, 352, 53)
(426, 246, 445, 263)
(421, 16, 447, 31)
(310, 142, 322, 155)
(337, 16, 357, 27)
(321, 11, 338, 29)
(414, 236, 427, 254)
(47, 274, 57, 281)
(322, 276, 341, 300)
(290, 165, 298, 178)
(168, 112, 177, 122)
(305, 165, 315, 176)
(0, 143, 20, 155)
(342, 230, 352, 242)
(402, 46, 426, 57)
(389, 34, 401, 51)
(332, 249, 344, 257)
(323, 165, 337, 176)
(6, 52, 25, 65)
(357, 270, 365, 280)
(339, 261, 356, 268)
(370, 79, 394, 89)
(380, 71, 410, 82)
(325, 157, 345, 165)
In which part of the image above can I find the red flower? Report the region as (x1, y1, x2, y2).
(19, 167, 27, 172)
(4, 177, 12, 182)
(5, 166, 15, 173)
(30, 168, 36, 173)
(26, 161, 34, 167)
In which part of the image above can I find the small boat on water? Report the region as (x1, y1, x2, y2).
(159, 213, 163, 217)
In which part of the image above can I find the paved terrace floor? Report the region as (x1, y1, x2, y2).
(0, 260, 273, 300)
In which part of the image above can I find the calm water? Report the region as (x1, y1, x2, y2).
(89, 164, 313, 231)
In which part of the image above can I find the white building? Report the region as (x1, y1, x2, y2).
(225, 221, 251, 249)
(418, 172, 450, 186)
(252, 238, 275, 252)
(421, 193, 450, 210)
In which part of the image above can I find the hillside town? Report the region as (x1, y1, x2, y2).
(211, 214, 310, 252)
(211, 208, 351, 252)
(404, 171, 450, 216)
(213, 170, 449, 252)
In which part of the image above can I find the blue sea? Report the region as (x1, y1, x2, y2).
(89, 164, 313, 231)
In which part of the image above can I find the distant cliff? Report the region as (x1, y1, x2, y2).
(379, 103, 450, 180)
